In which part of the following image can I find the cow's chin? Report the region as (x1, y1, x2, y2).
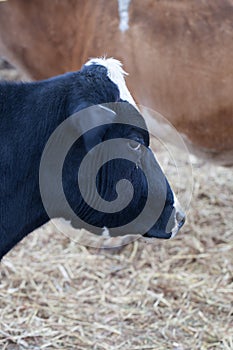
(143, 215, 185, 240)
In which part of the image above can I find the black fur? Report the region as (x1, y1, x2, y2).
(0, 63, 175, 259)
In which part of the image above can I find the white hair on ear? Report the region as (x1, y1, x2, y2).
(85, 57, 137, 108)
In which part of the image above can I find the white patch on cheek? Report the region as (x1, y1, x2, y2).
(118, 0, 131, 32)
(102, 226, 110, 238)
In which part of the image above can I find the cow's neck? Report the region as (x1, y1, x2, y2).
(0, 78, 70, 259)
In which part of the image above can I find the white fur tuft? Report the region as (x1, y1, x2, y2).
(85, 57, 137, 107)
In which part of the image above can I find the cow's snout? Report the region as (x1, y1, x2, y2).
(170, 196, 186, 238)
(176, 210, 186, 229)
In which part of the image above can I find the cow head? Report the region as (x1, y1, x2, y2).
(61, 101, 185, 239)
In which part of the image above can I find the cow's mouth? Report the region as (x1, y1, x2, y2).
(143, 231, 172, 239)
(143, 215, 185, 240)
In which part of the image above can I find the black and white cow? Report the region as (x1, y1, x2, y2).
(0, 58, 185, 259)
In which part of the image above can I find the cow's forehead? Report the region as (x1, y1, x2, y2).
(85, 57, 137, 108)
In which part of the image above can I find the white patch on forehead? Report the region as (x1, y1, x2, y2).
(118, 0, 131, 32)
(85, 57, 137, 108)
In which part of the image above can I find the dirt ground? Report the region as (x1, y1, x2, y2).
(0, 61, 232, 350)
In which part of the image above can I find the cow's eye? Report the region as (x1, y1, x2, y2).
(128, 140, 141, 151)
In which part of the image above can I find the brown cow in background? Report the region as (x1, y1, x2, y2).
(0, 0, 232, 165)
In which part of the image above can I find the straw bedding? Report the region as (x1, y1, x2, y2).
(0, 62, 232, 350)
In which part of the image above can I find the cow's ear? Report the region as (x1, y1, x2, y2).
(73, 103, 116, 153)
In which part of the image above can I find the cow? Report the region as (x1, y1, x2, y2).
(0, 57, 185, 259)
(0, 0, 232, 165)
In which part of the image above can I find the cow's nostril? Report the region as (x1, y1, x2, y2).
(179, 216, 186, 228)
(176, 211, 186, 228)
